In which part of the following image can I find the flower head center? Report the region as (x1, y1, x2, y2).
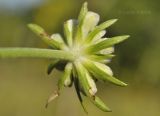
(70, 44, 85, 61)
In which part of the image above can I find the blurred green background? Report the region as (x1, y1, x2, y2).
(0, 0, 160, 116)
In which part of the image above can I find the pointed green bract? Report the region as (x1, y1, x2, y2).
(75, 61, 98, 96)
(88, 54, 115, 62)
(86, 35, 130, 53)
(92, 30, 106, 43)
(51, 33, 65, 44)
(74, 61, 90, 96)
(78, 2, 88, 24)
(85, 19, 118, 43)
(75, 2, 88, 43)
(64, 19, 77, 47)
(28, 24, 62, 49)
(28, 23, 44, 34)
(85, 70, 97, 96)
(81, 11, 100, 39)
(100, 47, 114, 55)
(83, 59, 127, 86)
(63, 63, 73, 86)
(58, 63, 73, 89)
(92, 96, 111, 112)
(94, 61, 113, 76)
(74, 77, 88, 114)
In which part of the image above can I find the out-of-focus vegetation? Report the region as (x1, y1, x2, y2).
(0, 0, 159, 116)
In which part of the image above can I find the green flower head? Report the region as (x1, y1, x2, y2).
(28, 2, 129, 113)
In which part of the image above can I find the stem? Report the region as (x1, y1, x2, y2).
(0, 48, 74, 61)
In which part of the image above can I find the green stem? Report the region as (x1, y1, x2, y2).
(0, 48, 74, 61)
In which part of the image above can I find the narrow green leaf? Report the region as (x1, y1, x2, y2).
(91, 96, 111, 112)
(28, 24, 62, 49)
(83, 59, 127, 86)
(86, 35, 130, 53)
(47, 60, 59, 75)
(85, 19, 118, 43)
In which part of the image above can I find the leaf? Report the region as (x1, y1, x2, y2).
(91, 96, 111, 112)
(47, 60, 59, 75)
(83, 59, 127, 86)
(85, 19, 118, 42)
(86, 35, 130, 53)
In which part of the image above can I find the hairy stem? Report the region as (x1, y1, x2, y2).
(0, 48, 74, 61)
